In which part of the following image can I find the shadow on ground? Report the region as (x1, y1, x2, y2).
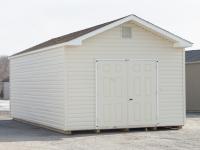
(0, 120, 177, 142)
(186, 112, 200, 118)
(0, 118, 66, 142)
(0, 113, 198, 150)
(0, 113, 198, 142)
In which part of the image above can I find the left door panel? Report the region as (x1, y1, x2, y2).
(97, 61, 128, 128)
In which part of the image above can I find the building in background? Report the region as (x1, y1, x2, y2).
(2, 77, 9, 100)
(186, 50, 200, 112)
(0, 77, 9, 100)
(0, 56, 9, 100)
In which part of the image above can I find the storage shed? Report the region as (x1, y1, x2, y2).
(10, 15, 192, 133)
(186, 50, 200, 112)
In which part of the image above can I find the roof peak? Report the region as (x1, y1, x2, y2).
(11, 14, 192, 57)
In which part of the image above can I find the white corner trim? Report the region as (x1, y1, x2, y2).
(182, 51, 186, 124)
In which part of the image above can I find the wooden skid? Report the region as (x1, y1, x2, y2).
(122, 128, 130, 132)
(95, 129, 101, 133)
(167, 126, 183, 130)
(12, 118, 184, 135)
(64, 131, 72, 135)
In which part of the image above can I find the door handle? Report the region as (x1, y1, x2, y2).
(129, 98, 133, 101)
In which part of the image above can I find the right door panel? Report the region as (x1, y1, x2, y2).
(128, 60, 157, 126)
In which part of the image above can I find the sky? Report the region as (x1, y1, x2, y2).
(0, 0, 199, 56)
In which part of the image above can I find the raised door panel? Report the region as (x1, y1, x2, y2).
(128, 60, 157, 126)
(97, 61, 127, 128)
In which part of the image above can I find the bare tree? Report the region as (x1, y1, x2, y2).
(0, 56, 9, 82)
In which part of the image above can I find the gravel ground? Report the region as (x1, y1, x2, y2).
(0, 113, 199, 150)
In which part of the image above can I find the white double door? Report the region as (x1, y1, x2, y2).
(97, 60, 157, 128)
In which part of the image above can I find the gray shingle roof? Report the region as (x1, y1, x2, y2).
(186, 50, 200, 62)
(12, 15, 129, 56)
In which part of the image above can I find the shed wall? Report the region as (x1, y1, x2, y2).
(65, 22, 185, 130)
(186, 62, 200, 112)
(10, 47, 66, 130)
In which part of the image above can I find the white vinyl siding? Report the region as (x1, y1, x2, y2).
(65, 22, 184, 130)
(10, 47, 66, 130)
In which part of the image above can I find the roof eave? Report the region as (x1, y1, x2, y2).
(174, 42, 193, 48)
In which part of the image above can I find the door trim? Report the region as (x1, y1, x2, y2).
(95, 58, 159, 129)
(156, 61, 159, 125)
